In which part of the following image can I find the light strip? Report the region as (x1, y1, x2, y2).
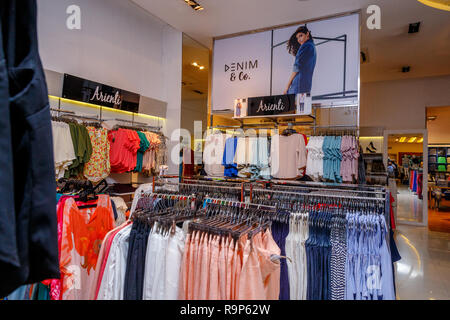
(417, 0, 450, 12)
(48, 95, 165, 121)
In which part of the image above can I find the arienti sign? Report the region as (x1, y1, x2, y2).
(62, 74, 140, 113)
(247, 94, 296, 116)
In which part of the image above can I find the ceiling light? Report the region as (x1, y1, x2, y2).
(183, 0, 204, 11)
(417, 0, 450, 12)
(192, 62, 198, 67)
(399, 137, 407, 143)
(402, 66, 411, 73)
(427, 116, 437, 121)
(408, 22, 421, 34)
(408, 137, 417, 143)
(417, 138, 424, 143)
(395, 138, 399, 142)
(199, 66, 205, 70)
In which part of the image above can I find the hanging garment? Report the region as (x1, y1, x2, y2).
(83, 127, 110, 182)
(203, 132, 227, 177)
(271, 219, 290, 300)
(109, 129, 140, 174)
(182, 147, 195, 177)
(96, 224, 132, 300)
(270, 134, 307, 179)
(142, 222, 187, 300)
(52, 121, 76, 179)
(257, 137, 271, 179)
(0, 0, 60, 298)
(60, 194, 115, 300)
(111, 197, 129, 227)
(89, 221, 130, 300)
(65, 123, 93, 178)
(134, 131, 150, 173)
(223, 137, 238, 177)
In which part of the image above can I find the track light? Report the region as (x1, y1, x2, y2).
(183, 0, 204, 11)
(191, 62, 205, 70)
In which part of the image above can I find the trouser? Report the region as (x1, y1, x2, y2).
(272, 220, 290, 300)
(0, 0, 59, 298)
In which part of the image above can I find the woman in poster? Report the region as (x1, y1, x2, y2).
(284, 26, 317, 95)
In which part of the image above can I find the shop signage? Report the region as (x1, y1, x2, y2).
(62, 74, 140, 112)
(247, 94, 296, 116)
(212, 13, 360, 111)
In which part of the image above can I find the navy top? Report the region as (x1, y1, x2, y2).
(288, 39, 317, 94)
(222, 137, 238, 177)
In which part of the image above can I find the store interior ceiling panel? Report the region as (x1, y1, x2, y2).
(182, 34, 209, 101)
(132, 0, 450, 83)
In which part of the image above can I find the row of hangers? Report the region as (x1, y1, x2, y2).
(188, 200, 275, 242)
(57, 178, 108, 209)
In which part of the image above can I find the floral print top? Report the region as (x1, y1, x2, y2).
(84, 127, 110, 182)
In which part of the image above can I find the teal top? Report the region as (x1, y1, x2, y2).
(134, 131, 150, 172)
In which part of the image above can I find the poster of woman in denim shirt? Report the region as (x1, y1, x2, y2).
(283, 26, 317, 95)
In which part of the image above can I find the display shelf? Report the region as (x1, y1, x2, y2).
(232, 113, 316, 126)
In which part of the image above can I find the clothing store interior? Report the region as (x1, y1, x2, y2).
(1, 0, 450, 302)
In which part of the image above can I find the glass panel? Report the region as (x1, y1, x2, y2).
(388, 133, 424, 224)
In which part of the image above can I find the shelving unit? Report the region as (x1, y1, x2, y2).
(428, 145, 450, 180)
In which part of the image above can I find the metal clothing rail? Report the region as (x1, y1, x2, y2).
(254, 183, 386, 195)
(204, 198, 277, 211)
(251, 188, 386, 202)
(265, 179, 385, 192)
(154, 181, 246, 202)
(51, 108, 102, 122)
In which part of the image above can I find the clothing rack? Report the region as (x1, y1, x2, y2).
(51, 108, 102, 122)
(204, 197, 276, 211)
(251, 188, 385, 202)
(112, 118, 162, 132)
(153, 180, 246, 202)
(252, 181, 385, 196)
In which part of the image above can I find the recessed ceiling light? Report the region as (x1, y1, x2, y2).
(408, 22, 421, 33)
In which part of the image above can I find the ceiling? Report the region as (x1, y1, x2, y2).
(132, 0, 450, 83)
(182, 34, 209, 100)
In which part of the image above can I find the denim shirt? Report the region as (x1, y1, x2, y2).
(288, 39, 317, 94)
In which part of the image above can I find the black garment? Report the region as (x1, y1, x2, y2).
(358, 146, 366, 184)
(389, 229, 401, 296)
(271, 219, 290, 300)
(123, 221, 151, 300)
(111, 199, 118, 221)
(123, 221, 138, 299)
(0, 1, 59, 298)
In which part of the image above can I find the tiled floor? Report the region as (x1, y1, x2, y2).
(394, 224, 450, 300)
(396, 185, 423, 223)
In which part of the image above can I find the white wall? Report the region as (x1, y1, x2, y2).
(37, 0, 182, 175)
(181, 98, 208, 135)
(360, 75, 450, 131)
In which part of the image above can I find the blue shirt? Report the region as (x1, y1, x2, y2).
(222, 137, 238, 177)
(288, 39, 317, 94)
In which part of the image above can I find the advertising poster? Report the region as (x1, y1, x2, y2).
(212, 13, 360, 112)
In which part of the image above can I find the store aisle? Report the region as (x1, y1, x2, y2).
(394, 225, 450, 300)
(396, 185, 423, 222)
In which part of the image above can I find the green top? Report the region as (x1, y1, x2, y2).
(134, 131, 150, 172)
(65, 123, 93, 178)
